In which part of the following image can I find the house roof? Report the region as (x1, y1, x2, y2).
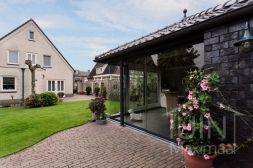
(95, 0, 253, 61)
(0, 19, 75, 72)
(74, 70, 90, 77)
(87, 63, 118, 79)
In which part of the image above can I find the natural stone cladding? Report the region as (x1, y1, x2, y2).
(204, 17, 253, 168)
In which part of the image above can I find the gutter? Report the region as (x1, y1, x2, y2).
(95, 4, 253, 63)
(21, 68, 25, 101)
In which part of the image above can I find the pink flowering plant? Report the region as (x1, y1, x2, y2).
(171, 70, 224, 158)
(87, 97, 106, 120)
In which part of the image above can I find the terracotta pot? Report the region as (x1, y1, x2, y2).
(59, 97, 63, 102)
(181, 146, 217, 168)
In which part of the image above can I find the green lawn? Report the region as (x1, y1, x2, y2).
(0, 100, 120, 157)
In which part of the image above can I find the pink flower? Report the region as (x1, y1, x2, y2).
(187, 123, 192, 131)
(170, 126, 173, 130)
(185, 146, 189, 151)
(176, 137, 181, 145)
(183, 104, 186, 109)
(203, 154, 210, 160)
(189, 76, 193, 80)
(170, 119, 173, 123)
(189, 91, 193, 95)
(219, 103, 225, 109)
(188, 95, 193, 100)
(182, 113, 187, 116)
(202, 79, 208, 84)
(188, 150, 194, 156)
(194, 104, 199, 109)
(188, 106, 193, 111)
(204, 125, 209, 130)
(183, 126, 187, 130)
(204, 113, 210, 119)
(177, 108, 181, 112)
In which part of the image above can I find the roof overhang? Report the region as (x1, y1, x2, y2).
(94, 3, 253, 64)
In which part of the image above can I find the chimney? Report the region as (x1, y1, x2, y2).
(88, 70, 90, 73)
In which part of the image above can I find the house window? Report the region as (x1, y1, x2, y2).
(1, 77, 16, 91)
(57, 80, 64, 91)
(27, 53, 36, 64)
(48, 80, 55, 91)
(47, 80, 64, 92)
(28, 31, 35, 40)
(84, 77, 88, 81)
(96, 67, 103, 74)
(43, 55, 51, 67)
(8, 50, 19, 64)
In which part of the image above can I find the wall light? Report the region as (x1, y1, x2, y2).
(234, 21, 253, 52)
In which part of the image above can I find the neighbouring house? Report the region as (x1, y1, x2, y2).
(78, 63, 120, 98)
(93, 1, 253, 167)
(0, 19, 75, 105)
(74, 70, 90, 83)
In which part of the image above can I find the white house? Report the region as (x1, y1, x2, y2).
(0, 19, 74, 105)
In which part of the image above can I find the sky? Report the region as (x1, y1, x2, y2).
(0, 0, 229, 71)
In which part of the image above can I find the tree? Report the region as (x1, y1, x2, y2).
(25, 60, 45, 94)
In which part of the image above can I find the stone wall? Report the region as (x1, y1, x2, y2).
(204, 18, 253, 168)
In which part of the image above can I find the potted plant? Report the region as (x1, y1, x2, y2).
(171, 70, 253, 168)
(87, 97, 107, 124)
(57, 92, 64, 102)
(94, 86, 100, 97)
(101, 87, 107, 98)
(86, 86, 91, 95)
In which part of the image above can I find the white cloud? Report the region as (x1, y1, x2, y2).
(50, 36, 122, 57)
(70, 0, 229, 33)
(33, 15, 73, 29)
(7, 0, 58, 4)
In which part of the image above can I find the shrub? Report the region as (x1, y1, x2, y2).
(24, 92, 58, 108)
(101, 87, 107, 98)
(86, 86, 91, 92)
(57, 92, 64, 98)
(94, 86, 100, 94)
(87, 97, 106, 119)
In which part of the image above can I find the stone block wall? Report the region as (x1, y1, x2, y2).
(204, 18, 253, 168)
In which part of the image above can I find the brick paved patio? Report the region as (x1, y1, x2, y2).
(0, 121, 184, 168)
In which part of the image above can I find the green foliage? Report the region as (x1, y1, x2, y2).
(57, 92, 65, 98)
(172, 70, 223, 156)
(94, 86, 100, 93)
(24, 92, 58, 108)
(101, 87, 107, 98)
(86, 86, 91, 92)
(87, 97, 106, 119)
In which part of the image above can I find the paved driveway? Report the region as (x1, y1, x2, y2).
(64, 94, 96, 102)
(0, 121, 184, 168)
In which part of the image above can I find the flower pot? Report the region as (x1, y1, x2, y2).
(59, 97, 63, 102)
(92, 113, 98, 120)
(96, 119, 106, 125)
(181, 146, 217, 168)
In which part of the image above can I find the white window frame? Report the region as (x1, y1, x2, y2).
(28, 31, 35, 41)
(7, 50, 19, 65)
(26, 53, 37, 65)
(43, 55, 51, 67)
(47, 80, 65, 92)
(96, 67, 103, 74)
(1, 76, 17, 92)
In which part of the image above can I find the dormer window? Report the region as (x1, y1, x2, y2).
(28, 31, 35, 41)
(96, 67, 103, 74)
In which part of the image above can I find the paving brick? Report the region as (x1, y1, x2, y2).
(0, 121, 183, 167)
